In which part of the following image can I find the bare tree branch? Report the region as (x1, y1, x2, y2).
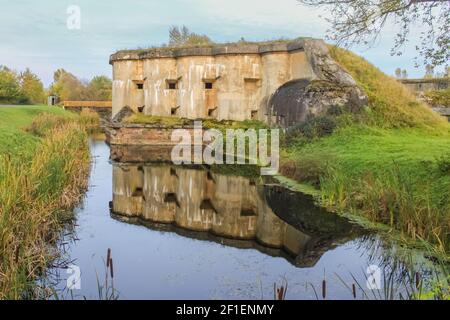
(298, 0, 450, 66)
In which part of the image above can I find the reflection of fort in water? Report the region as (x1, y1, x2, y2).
(111, 164, 363, 267)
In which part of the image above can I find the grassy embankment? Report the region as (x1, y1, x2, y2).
(0, 105, 97, 299)
(281, 48, 450, 256)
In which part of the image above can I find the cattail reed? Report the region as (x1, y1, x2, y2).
(322, 280, 326, 299)
(110, 258, 114, 279)
(107, 248, 111, 268)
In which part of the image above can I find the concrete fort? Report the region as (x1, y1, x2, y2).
(109, 38, 366, 128)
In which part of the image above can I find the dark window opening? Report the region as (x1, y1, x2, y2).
(164, 193, 180, 207)
(200, 199, 217, 213)
(168, 82, 177, 90)
(207, 106, 217, 118)
(241, 208, 257, 216)
(170, 167, 178, 178)
(171, 106, 180, 115)
(132, 187, 143, 197)
(205, 82, 213, 90)
(137, 106, 145, 113)
(136, 83, 144, 90)
(251, 110, 258, 120)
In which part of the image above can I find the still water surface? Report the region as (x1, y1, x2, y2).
(43, 138, 434, 299)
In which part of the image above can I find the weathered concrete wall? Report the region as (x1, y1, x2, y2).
(63, 105, 111, 120)
(110, 39, 365, 125)
(106, 123, 194, 146)
(400, 78, 450, 93)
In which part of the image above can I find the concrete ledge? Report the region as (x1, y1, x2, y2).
(110, 144, 176, 162)
(110, 39, 314, 63)
(105, 123, 199, 146)
(432, 107, 450, 117)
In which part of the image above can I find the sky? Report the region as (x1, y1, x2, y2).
(0, 0, 435, 86)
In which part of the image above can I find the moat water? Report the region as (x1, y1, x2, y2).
(41, 136, 442, 300)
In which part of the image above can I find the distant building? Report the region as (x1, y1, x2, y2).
(47, 95, 58, 106)
(399, 78, 450, 93)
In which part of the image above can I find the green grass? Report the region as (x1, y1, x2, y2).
(0, 105, 76, 156)
(282, 48, 450, 256)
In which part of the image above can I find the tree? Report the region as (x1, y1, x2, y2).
(168, 25, 213, 47)
(49, 70, 112, 102)
(0, 66, 27, 104)
(395, 67, 402, 78)
(49, 69, 86, 101)
(401, 69, 408, 79)
(85, 76, 112, 100)
(425, 64, 434, 78)
(298, 0, 450, 67)
(20, 68, 45, 104)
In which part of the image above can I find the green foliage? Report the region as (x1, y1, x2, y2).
(124, 113, 268, 131)
(0, 67, 45, 105)
(0, 66, 28, 104)
(124, 113, 191, 127)
(19, 69, 45, 104)
(425, 89, 450, 107)
(49, 69, 112, 102)
(285, 113, 337, 144)
(85, 76, 112, 100)
(168, 25, 213, 47)
(49, 69, 85, 101)
(436, 153, 450, 174)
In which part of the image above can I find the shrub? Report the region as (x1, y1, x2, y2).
(280, 154, 334, 187)
(285, 113, 337, 144)
(436, 153, 450, 174)
(425, 89, 450, 107)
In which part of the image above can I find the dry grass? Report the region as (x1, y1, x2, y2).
(0, 113, 93, 299)
(329, 46, 447, 129)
